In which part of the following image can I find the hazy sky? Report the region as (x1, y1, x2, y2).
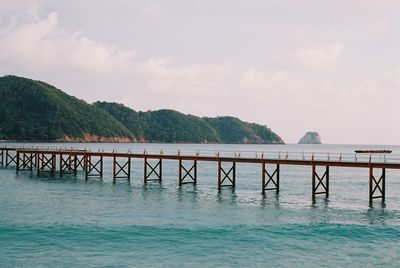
(0, 0, 399, 144)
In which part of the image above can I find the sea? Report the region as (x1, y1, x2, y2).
(1, 143, 400, 267)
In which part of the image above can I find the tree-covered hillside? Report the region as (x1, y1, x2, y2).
(95, 102, 219, 143)
(204, 116, 283, 144)
(0, 75, 133, 141)
(0, 75, 284, 143)
(95, 102, 284, 144)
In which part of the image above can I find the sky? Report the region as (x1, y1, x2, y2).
(0, 0, 399, 144)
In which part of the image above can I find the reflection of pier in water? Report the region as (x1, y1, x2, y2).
(1, 147, 399, 207)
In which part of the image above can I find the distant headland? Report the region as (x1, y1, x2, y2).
(0, 75, 284, 144)
(298, 132, 322, 144)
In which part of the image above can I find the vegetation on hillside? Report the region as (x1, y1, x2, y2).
(0, 76, 132, 140)
(0, 75, 284, 144)
(204, 116, 283, 144)
(95, 102, 284, 144)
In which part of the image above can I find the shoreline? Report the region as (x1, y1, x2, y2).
(0, 140, 285, 145)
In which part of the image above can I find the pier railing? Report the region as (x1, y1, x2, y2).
(1, 146, 399, 206)
(2, 145, 398, 163)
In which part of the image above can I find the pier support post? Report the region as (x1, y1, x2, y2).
(37, 153, 56, 176)
(85, 155, 103, 179)
(144, 157, 162, 183)
(113, 156, 131, 182)
(262, 162, 280, 194)
(5, 149, 17, 167)
(16, 151, 19, 172)
(17, 152, 36, 172)
(179, 159, 197, 185)
(0, 149, 4, 166)
(312, 164, 329, 201)
(60, 154, 77, 177)
(75, 155, 85, 171)
(369, 166, 385, 206)
(218, 160, 236, 190)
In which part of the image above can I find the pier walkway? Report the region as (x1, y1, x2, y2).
(1, 146, 399, 206)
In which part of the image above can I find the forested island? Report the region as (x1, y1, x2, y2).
(0, 75, 284, 144)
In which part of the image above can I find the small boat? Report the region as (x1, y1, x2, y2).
(354, 150, 392, 154)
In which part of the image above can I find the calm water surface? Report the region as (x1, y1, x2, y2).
(1, 143, 400, 267)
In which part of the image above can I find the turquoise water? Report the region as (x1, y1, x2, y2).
(1, 143, 400, 267)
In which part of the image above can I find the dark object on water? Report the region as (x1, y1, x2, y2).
(354, 150, 392, 154)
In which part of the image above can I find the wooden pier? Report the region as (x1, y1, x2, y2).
(1, 147, 399, 206)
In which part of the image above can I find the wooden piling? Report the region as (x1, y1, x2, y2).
(218, 159, 222, 190)
(262, 163, 280, 194)
(369, 165, 373, 206)
(218, 161, 235, 190)
(60, 154, 77, 177)
(36, 153, 56, 176)
(382, 168, 386, 203)
(143, 157, 147, 184)
(178, 158, 182, 185)
(369, 166, 385, 206)
(179, 159, 197, 185)
(326, 166, 329, 197)
(144, 158, 162, 183)
(85, 155, 103, 179)
(5, 149, 17, 167)
(113, 156, 131, 182)
(16, 151, 20, 173)
(312, 164, 316, 202)
(312, 165, 329, 201)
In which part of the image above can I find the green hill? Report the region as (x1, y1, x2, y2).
(0, 75, 284, 144)
(204, 116, 283, 144)
(95, 102, 284, 144)
(94, 102, 219, 143)
(0, 75, 133, 141)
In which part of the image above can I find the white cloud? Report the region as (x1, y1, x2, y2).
(0, 8, 231, 87)
(296, 43, 344, 68)
(0, 11, 138, 74)
(0, 1, 399, 144)
(0, 6, 239, 114)
(241, 67, 288, 89)
(241, 67, 267, 87)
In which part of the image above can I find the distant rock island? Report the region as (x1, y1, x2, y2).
(0, 75, 284, 144)
(298, 132, 321, 144)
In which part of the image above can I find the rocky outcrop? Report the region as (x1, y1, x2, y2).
(298, 132, 322, 144)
